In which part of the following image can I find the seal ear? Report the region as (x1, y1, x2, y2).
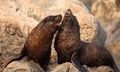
(71, 52, 87, 72)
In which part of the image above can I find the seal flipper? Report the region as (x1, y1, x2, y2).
(4, 46, 27, 68)
(111, 59, 120, 72)
(57, 53, 64, 64)
(71, 52, 87, 72)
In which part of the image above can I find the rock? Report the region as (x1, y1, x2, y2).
(50, 62, 114, 72)
(51, 62, 80, 72)
(87, 66, 114, 72)
(79, 0, 96, 11)
(4, 61, 115, 72)
(3, 60, 44, 72)
(0, 0, 38, 35)
(0, 19, 26, 72)
(0, 1, 39, 71)
(91, 0, 118, 27)
(14, 0, 48, 21)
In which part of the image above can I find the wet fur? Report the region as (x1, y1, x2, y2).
(5, 15, 62, 71)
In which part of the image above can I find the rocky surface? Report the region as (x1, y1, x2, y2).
(0, 19, 26, 72)
(4, 62, 114, 72)
(3, 59, 45, 72)
(0, 0, 119, 72)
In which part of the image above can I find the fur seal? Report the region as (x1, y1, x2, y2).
(54, 9, 80, 64)
(5, 14, 62, 71)
(54, 9, 120, 72)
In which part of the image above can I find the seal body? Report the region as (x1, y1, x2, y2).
(75, 42, 114, 66)
(54, 9, 80, 64)
(71, 42, 120, 72)
(5, 14, 62, 70)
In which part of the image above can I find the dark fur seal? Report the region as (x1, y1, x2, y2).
(54, 9, 120, 72)
(5, 14, 62, 70)
(54, 9, 80, 64)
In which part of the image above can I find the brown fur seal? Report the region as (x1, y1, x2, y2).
(5, 14, 62, 71)
(54, 9, 80, 64)
(54, 9, 120, 72)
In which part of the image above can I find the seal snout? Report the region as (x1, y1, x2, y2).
(55, 14, 62, 24)
(65, 9, 72, 17)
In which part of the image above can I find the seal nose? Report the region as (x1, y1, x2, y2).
(65, 9, 72, 16)
(55, 14, 62, 24)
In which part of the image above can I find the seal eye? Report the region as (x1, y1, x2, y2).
(43, 16, 54, 23)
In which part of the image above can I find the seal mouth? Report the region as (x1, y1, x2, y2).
(55, 14, 62, 25)
(65, 9, 73, 17)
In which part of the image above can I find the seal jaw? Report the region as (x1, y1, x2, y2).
(54, 14, 62, 25)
